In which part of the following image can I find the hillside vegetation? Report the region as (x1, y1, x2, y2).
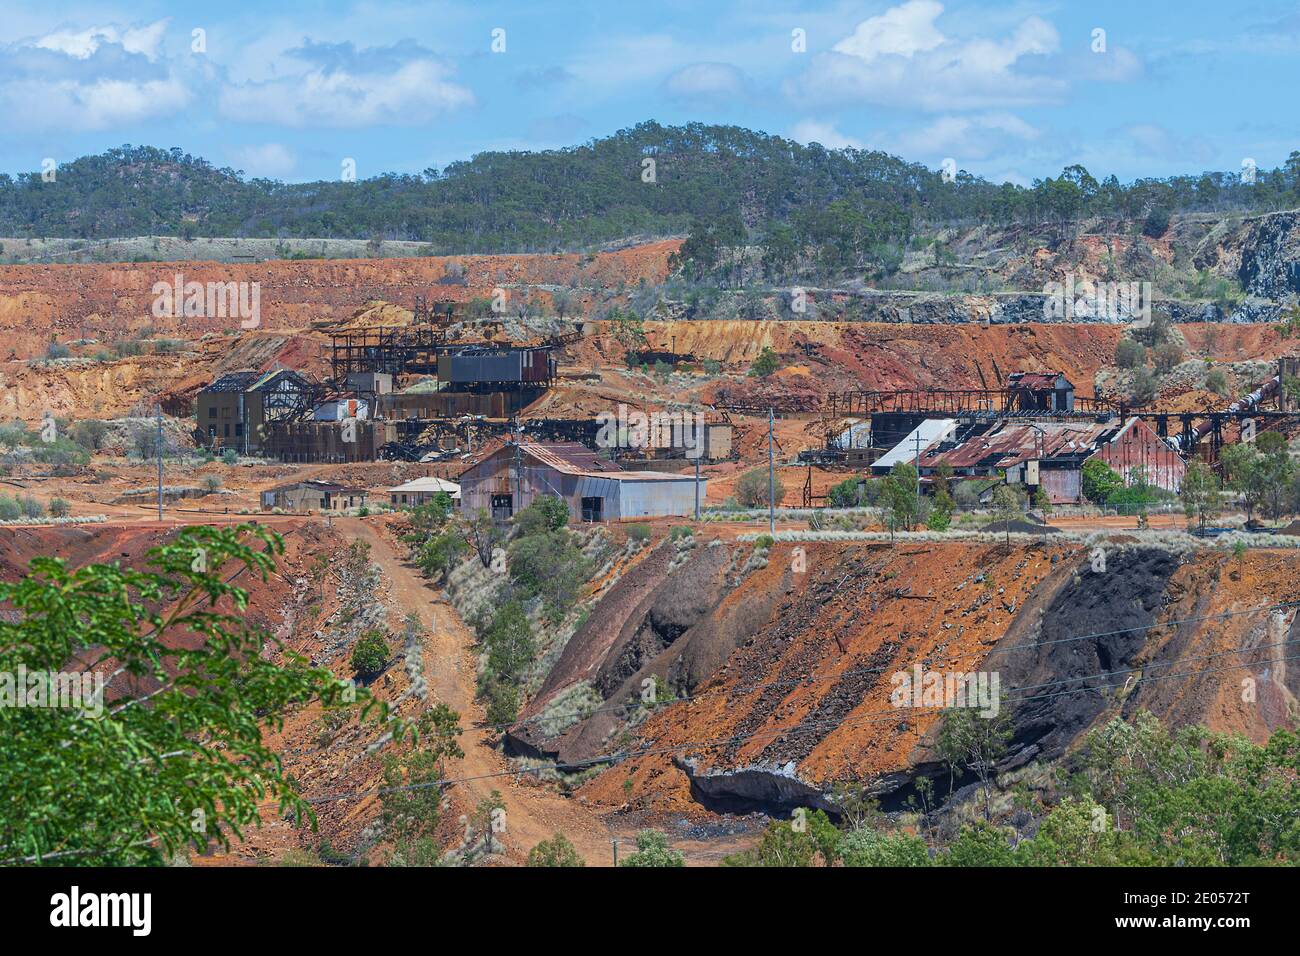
(4, 123, 1300, 260)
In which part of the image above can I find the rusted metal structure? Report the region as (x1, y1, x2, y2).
(329, 324, 453, 378)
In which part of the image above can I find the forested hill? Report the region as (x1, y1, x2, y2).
(1, 121, 1298, 254)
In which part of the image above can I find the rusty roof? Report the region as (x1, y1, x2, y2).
(1006, 371, 1070, 390)
(920, 418, 1126, 470)
(518, 442, 621, 475)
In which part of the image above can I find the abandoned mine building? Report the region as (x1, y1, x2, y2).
(388, 476, 462, 507)
(261, 480, 369, 512)
(196, 369, 315, 453)
(1005, 371, 1076, 413)
(457, 441, 705, 522)
(890, 416, 1186, 504)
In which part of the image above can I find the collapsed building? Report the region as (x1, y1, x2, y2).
(876, 416, 1186, 504)
(260, 480, 369, 511)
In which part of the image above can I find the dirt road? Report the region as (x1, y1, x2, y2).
(340, 518, 619, 865)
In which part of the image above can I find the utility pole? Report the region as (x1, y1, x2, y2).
(768, 407, 775, 536)
(913, 429, 923, 506)
(513, 432, 522, 516)
(611, 837, 619, 867)
(694, 453, 700, 521)
(156, 404, 164, 522)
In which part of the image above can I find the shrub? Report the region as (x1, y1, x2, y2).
(749, 347, 780, 377)
(202, 475, 223, 493)
(69, 419, 109, 451)
(926, 495, 952, 531)
(513, 495, 569, 536)
(48, 498, 71, 518)
(1081, 459, 1124, 505)
(735, 467, 785, 508)
(483, 680, 520, 727)
(1129, 366, 1158, 404)
(221, 449, 238, 465)
(482, 600, 536, 684)
(619, 829, 684, 867)
(1153, 340, 1184, 372)
(1205, 367, 1229, 396)
(627, 523, 651, 542)
(840, 829, 931, 867)
(0, 496, 21, 521)
(350, 630, 390, 676)
(527, 833, 585, 867)
(1142, 207, 1170, 238)
(507, 532, 589, 622)
(417, 531, 467, 581)
(1114, 338, 1146, 369)
(828, 477, 861, 508)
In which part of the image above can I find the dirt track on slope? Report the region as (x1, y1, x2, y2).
(339, 517, 621, 865)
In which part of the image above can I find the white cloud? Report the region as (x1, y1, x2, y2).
(230, 142, 297, 178)
(1075, 45, 1144, 82)
(787, 0, 1065, 111)
(10, 77, 190, 131)
(0, 20, 190, 130)
(34, 20, 169, 61)
(218, 40, 474, 128)
(889, 112, 1040, 160)
(789, 120, 863, 150)
(663, 62, 749, 102)
(832, 0, 946, 61)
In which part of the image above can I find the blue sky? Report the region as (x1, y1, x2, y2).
(2, 0, 1298, 186)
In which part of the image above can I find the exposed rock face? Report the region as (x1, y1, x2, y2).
(563, 540, 1300, 817)
(1237, 210, 1300, 299)
(666, 288, 1274, 328)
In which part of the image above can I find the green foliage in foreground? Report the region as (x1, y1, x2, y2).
(0, 525, 379, 866)
(527, 832, 585, 867)
(619, 828, 685, 867)
(725, 713, 1300, 867)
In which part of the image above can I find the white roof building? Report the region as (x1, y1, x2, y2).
(872, 419, 959, 473)
(387, 476, 461, 504)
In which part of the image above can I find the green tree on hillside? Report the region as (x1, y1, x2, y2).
(1181, 461, 1221, 530)
(0, 525, 373, 865)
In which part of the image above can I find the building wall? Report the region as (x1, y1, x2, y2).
(376, 390, 527, 419)
(265, 485, 367, 511)
(261, 420, 395, 463)
(437, 350, 552, 385)
(704, 424, 732, 460)
(314, 399, 368, 421)
(1040, 468, 1083, 504)
(390, 489, 454, 507)
(197, 392, 250, 449)
(1092, 420, 1186, 493)
(458, 450, 703, 520)
(615, 478, 704, 517)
